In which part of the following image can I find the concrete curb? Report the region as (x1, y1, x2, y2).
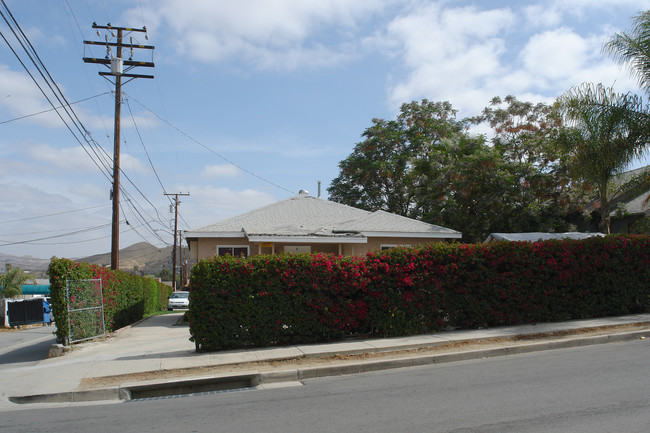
(9, 328, 649, 406)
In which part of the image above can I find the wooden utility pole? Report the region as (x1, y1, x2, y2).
(164, 193, 189, 290)
(83, 23, 154, 270)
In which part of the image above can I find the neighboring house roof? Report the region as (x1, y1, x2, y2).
(185, 192, 461, 243)
(606, 166, 650, 216)
(585, 165, 650, 217)
(485, 232, 605, 243)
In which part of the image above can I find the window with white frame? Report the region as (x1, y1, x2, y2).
(217, 245, 249, 257)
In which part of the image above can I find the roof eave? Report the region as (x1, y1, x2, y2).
(184, 231, 245, 239)
(359, 231, 462, 239)
(247, 235, 367, 244)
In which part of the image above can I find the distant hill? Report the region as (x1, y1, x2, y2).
(78, 242, 188, 275)
(0, 254, 51, 277)
(0, 242, 188, 278)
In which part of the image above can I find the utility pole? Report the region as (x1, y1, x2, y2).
(164, 193, 189, 291)
(83, 23, 154, 270)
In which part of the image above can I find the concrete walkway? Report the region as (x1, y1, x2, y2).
(2, 312, 650, 410)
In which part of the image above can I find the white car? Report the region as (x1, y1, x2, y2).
(167, 291, 190, 310)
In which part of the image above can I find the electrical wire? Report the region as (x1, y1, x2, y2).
(0, 92, 111, 125)
(126, 93, 297, 195)
(0, 222, 113, 245)
(0, 2, 114, 182)
(0, 3, 168, 249)
(0, 203, 110, 224)
(125, 98, 170, 198)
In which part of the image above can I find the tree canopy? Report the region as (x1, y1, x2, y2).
(604, 10, 650, 95)
(0, 264, 35, 299)
(558, 83, 649, 233)
(329, 98, 583, 242)
(328, 100, 465, 218)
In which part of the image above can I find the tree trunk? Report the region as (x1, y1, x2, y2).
(599, 179, 611, 234)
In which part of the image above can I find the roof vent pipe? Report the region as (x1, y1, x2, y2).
(318, 180, 321, 198)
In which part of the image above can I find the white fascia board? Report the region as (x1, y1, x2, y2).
(247, 235, 367, 244)
(183, 231, 245, 239)
(360, 231, 462, 239)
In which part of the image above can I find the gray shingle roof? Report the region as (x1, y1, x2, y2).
(602, 165, 650, 216)
(485, 232, 605, 242)
(186, 193, 461, 240)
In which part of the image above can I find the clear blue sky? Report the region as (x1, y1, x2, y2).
(1, 0, 649, 259)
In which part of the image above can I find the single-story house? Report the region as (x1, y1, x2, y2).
(484, 232, 605, 243)
(185, 191, 462, 261)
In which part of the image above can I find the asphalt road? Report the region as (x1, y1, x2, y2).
(0, 325, 55, 367)
(1, 338, 649, 432)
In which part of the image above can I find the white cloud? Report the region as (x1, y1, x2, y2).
(179, 184, 277, 228)
(201, 164, 241, 179)
(383, 4, 516, 115)
(380, 2, 645, 117)
(25, 143, 105, 173)
(126, 0, 389, 70)
(0, 64, 61, 127)
(523, 4, 562, 28)
(0, 182, 68, 208)
(520, 27, 639, 94)
(69, 182, 107, 201)
(521, 28, 595, 85)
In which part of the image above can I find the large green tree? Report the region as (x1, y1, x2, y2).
(329, 98, 581, 242)
(328, 100, 464, 217)
(0, 264, 35, 299)
(558, 83, 650, 233)
(414, 96, 580, 242)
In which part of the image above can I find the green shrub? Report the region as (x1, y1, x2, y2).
(48, 258, 173, 344)
(188, 235, 650, 351)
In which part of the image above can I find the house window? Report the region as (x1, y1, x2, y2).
(380, 244, 411, 251)
(217, 246, 249, 257)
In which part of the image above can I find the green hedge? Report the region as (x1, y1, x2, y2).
(48, 258, 173, 344)
(188, 235, 650, 351)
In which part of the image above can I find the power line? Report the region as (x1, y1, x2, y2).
(0, 222, 112, 237)
(0, 92, 110, 125)
(0, 203, 110, 224)
(126, 94, 297, 195)
(0, 222, 113, 245)
(0, 1, 114, 182)
(0, 4, 171, 253)
(125, 97, 169, 198)
(0, 203, 108, 224)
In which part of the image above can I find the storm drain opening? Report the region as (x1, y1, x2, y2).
(126, 387, 254, 402)
(122, 373, 260, 400)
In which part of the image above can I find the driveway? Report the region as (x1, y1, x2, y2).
(0, 325, 56, 367)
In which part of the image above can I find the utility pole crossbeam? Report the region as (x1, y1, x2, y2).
(164, 193, 190, 291)
(83, 23, 154, 271)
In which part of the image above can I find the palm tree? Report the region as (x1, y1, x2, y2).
(603, 10, 650, 95)
(559, 83, 650, 233)
(0, 264, 35, 299)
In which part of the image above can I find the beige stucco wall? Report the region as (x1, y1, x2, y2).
(192, 236, 448, 260)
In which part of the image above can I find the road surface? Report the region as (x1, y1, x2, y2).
(1, 338, 648, 432)
(0, 325, 55, 367)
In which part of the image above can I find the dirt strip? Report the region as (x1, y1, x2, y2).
(78, 322, 650, 391)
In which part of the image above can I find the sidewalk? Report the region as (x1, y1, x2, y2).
(2, 312, 650, 410)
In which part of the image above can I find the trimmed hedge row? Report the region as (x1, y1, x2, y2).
(188, 235, 650, 351)
(48, 258, 173, 344)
